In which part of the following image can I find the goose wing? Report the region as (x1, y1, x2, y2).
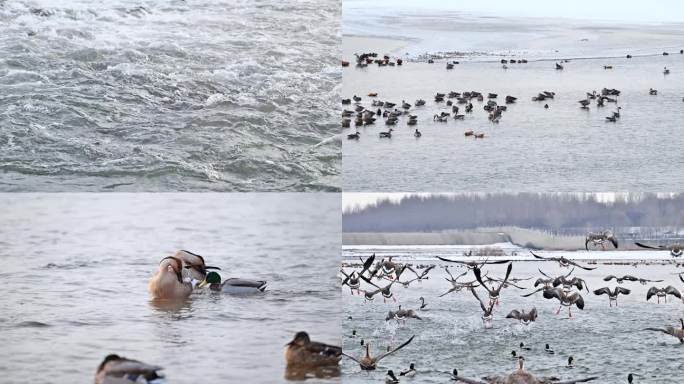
(341, 352, 361, 364)
(609, 236, 618, 249)
(679, 273, 684, 284)
(646, 287, 658, 301)
(360, 275, 382, 289)
(531, 251, 555, 261)
(522, 287, 544, 297)
(506, 309, 521, 319)
(616, 287, 631, 296)
(361, 254, 376, 275)
(565, 259, 596, 270)
(553, 377, 599, 384)
(664, 286, 682, 298)
(635, 242, 660, 250)
(542, 287, 563, 302)
(470, 287, 488, 312)
(569, 292, 585, 309)
(593, 287, 611, 296)
(473, 267, 491, 294)
(375, 335, 415, 362)
(603, 275, 617, 282)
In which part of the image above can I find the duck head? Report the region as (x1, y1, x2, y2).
(287, 331, 310, 347)
(198, 271, 222, 289)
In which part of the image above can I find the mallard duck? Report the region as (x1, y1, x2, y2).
(285, 331, 342, 367)
(198, 271, 266, 294)
(148, 256, 192, 300)
(343, 335, 414, 370)
(386, 370, 400, 383)
(95, 354, 163, 384)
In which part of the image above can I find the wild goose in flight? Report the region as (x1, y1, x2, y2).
(506, 308, 538, 325)
(553, 275, 589, 293)
(536, 268, 574, 288)
(343, 335, 415, 370)
(604, 274, 663, 285)
(585, 231, 618, 250)
(361, 276, 396, 302)
(437, 256, 511, 270)
(644, 319, 684, 343)
(530, 252, 596, 270)
(531, 287, 585, 318)
(593, 286, 630, 306)
(474, 263, 513, 305)
(470, 287, 496, 329)
(450, 356, 598, 384)
(646, 286, 681, 303)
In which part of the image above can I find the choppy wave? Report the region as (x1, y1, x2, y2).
(0, 0, 341, 191)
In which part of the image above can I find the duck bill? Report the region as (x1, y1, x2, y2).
(197, 279, 209, 288)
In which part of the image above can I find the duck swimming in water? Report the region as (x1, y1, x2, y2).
(148, 256, 193, 300)
(386, 370, 400, 383)
(95, 354, 163, 384)
(285, 331, 342, 368)
(451, 356, 597, 384)
(400, 363, 417, 377)
(198, 271, 267, 294)
(343, 335, 414, 370)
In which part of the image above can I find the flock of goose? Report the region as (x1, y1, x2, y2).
(94, 250, 343, 383)
(341, 238, 684, 384)
(343, 50, 683, 141)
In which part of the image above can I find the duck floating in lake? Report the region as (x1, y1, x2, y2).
(285, 331, 342, 367)
(95, 354, 163, 384)
(198, 271, 266, 294)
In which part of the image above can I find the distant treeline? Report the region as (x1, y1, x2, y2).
(343, 193, 684, 233)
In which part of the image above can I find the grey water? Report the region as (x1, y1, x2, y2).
(342, 248, 684, 384)
(0, 0, 341, 191)
(0, 193, 341, 383)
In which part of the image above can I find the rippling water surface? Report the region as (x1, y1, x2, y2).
(0, 0, 341, 191)
(342, 246, 684, 383)
(0, 193, 341, 383)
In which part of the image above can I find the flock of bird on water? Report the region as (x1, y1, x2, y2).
(95, 250, 343, 384)
(340, 233, 684, 384)
(342, 50, 683, 141)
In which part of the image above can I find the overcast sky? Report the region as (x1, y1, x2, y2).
(344, 0, 684, 23)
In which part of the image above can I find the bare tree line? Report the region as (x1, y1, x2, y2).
(343, 193, 684, 234)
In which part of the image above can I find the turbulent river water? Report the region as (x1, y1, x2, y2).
(0, 193, 341, 383)
(0, 0, 341, 191)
